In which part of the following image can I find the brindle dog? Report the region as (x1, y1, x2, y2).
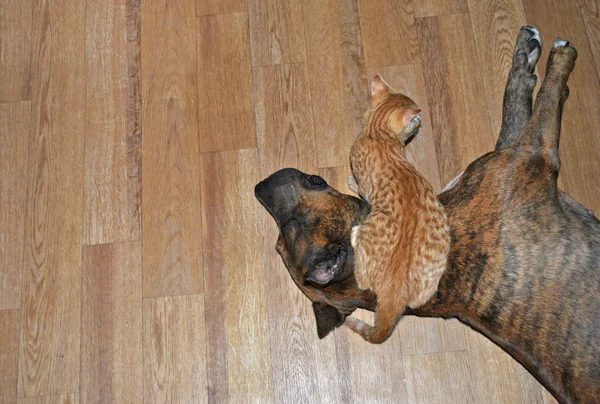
(255, 27, 600, 404)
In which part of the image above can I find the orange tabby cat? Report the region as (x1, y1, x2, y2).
(346, 75, 450, 343)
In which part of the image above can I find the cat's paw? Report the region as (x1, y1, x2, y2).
(345, 316, 367, 333)
(515, 26, 541, 72)
(347, 174, 359, 194)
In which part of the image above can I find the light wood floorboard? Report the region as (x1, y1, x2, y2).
(1, 0, 598, 401)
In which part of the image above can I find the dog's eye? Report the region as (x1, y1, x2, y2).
(305, 175, 327, 189)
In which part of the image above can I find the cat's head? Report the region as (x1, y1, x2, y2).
(367, 75, 422, 144)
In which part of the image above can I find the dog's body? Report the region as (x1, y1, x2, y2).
(255, 27, 600, 403)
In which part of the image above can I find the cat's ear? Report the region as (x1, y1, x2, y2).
(312, 302, 347, 339)
(402, 108, 422, 125)
(370, 75, 392, 105)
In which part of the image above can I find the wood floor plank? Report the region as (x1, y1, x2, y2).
(413, 0, 469, 18)
(196, 0, 246, 16)
(83, 0, 141, 245)
(523, 0, 600, 214)
(141, 0, 204, 297)
(269, 315, 344, 403)
(344, 310, 409, 402)
(201, 149, 273, 402)
(0, 101, 30, 310)
(197, 13, 256, 153)
(248, 0, 306, 66)
(0, 0, 33, 102)
(358, 0, 420, 67)
(366, 64, 443, 192)
(404, 351, 475, 403)
(254, 62, 318, 317)
(417, 14, 496, 185)
(17, 395, 78, 404)
(468, 0, 528, 137)
(0, 309, 19, 404)
(143, 295, 207, 403)
(304, 0, 368, 168)
(19, 0, 85, 396)
(399, 317, 467, 356)
(81, 242, 142, 404)
(467, 331, 554, 403)
(579, 0, 600, 79)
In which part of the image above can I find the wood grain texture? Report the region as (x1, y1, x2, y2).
(413, 0, 469, 18)
(248, 0, 306, 66)
(81, 242, 142, 404)
(254, 62, 318, 317)
(344, 310, 409, 402)
(141, 0, 204, 297)
(0, 101, 30, 310)
(19, 0, 85, 396)
(17, 395, 78, 404)
(467, 331, 555, 403)
(0, 0, 33, 102)
(399, 317, 467, 356)
(579, 0, 600, 79)
(0, 309, 19, 404)
(523, 0, 600, 214)
(84, 0, 141, 245)
(417, 14, 496, 185)
(197, 13, 256, 153)
(269, 315, 344, 403)
(358, 0, 420, 67)
(366, 64, 443, 192)
(468, 0, 527, 136)
(201, 149, 273, 403)
(143, 295, 207, 403)
(196, 0, 246, 16)
(404, 351, 475, 403)
(304, 0, 368, 168)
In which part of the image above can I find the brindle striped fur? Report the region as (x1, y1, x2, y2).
(345, 76, 450, 343)
(255, 27, 599, 403)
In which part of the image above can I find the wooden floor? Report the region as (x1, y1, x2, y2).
(1, 0, 599, 402)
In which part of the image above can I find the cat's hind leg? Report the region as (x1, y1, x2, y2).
(345, 299, 402, 343)
(517, 39, 577, 176)
(496, 26, 542, 151)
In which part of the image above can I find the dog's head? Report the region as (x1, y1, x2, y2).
(255, 168, 377, 338)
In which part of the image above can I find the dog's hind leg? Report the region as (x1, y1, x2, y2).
(517, 40, 577, 175)
(495, 26, 542, 151)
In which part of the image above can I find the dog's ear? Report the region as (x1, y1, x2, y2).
(312, 302, 347, 339)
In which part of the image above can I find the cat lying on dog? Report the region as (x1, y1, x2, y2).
(255, 27, 600, 404)
(344, 75, 450, 343)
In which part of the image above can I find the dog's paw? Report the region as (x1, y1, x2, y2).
(549, 38, 577, 70)
(516, 26, 542, 72)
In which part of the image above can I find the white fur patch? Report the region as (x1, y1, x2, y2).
(442, 171, 464, 192)
(526, 26, 541, 46)
(553, 39, 569, 49)
(351, 225, 360, 248)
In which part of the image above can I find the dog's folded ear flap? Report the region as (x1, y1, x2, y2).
(312, 301, 347, 339)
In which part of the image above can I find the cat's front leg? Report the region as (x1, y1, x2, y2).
(347, 174, 359, 194)
(351, 226, 371, 290)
